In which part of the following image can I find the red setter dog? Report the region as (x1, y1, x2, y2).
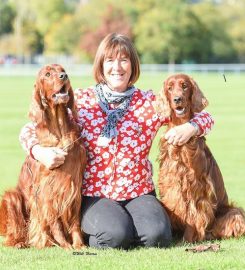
(157, 73, 245, 242)
(0, 64, 86, 249)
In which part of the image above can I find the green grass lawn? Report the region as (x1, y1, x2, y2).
(0, 72, 245, 270)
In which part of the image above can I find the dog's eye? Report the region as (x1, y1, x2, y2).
(182, 83, 188, 90)
(168, 85, 172, 91)
(46, 72, 51, 77)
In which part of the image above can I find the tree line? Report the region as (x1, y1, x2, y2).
(0, 0, 244, 64)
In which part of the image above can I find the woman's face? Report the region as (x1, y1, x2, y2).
(103, 53, 132, 92)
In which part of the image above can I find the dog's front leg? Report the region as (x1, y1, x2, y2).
(183, 224, 196, 243)
(70, 221, 85, 250)
(51, 219, 73, 249)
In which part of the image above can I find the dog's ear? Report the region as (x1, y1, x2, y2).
(28, 81, 45, 123)
(154, 82, 171, 118)
(190, 77, 209, 113)
(67, 87, 78, 122)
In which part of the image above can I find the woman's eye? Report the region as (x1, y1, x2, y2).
(121, 57, 129, 63)
(46, 72, 51, 77)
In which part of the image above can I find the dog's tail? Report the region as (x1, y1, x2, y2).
(0, 189, 28, 247)
(211, 204, 245, 239)
(0, 197, 8, 235)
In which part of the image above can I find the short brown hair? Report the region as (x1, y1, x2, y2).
(93, 33, 140, 86)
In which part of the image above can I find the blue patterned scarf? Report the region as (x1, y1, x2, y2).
(94, 83, 135, 146)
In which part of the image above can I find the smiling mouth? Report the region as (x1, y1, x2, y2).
(59, 85, 67, 93)
(174, 106, 186, 115)
(111, 74, 124, 79)
(52, 85, 69, 104)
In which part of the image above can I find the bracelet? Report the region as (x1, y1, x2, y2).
(189, 121, 199, 135)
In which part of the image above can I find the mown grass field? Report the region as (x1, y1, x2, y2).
(0, 72, 245, 270)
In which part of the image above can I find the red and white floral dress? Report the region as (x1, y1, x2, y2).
(19, 87, 214, 201)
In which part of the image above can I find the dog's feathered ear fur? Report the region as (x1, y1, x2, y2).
(154, 82, 171, 119)
(67, 87, 78, 122)
(190, 77, 209, 113)
(28, 81, 45, 123)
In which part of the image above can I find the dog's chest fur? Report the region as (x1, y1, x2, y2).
(158, 137, 214, 226)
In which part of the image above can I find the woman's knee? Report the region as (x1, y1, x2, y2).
(88, 224, 133, 249)
(125, 194, 172, 248)
(81, 197, 134, 249)
(143, 225, 172, 247)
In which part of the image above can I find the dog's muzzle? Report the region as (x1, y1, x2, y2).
(175, 107, 186, 115)
(52, 92, 69, 104)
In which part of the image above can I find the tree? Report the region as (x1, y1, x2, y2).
(134, 0, 212, 63)
(79, 4, 132, 61)
(218, 0, 245, 62)
(191, 1, 237, 63)
(28, 0, 70, 35)
(22, 19, 43, 56)
(1, 0, 244, 63)
(0, 1, 16, 36)
(175, 10, 212, 63)
(45, 14, 81, 55)
(10, 0, 44, 59)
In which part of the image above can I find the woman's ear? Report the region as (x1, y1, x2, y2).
(155, 82, 171, 118)
(190, 77, 209, 113)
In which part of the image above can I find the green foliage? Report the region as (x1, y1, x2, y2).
(133, 0, 215, 63)
(175, 10, 212, 63)
(21, 19, 44, 55)
(29, 0, 70, 35)
(218, 0, 245, 62)
(45, 14, 81, 55)
(191, 2, 237, 63)
(0, 1, 16, 36)
(1, 0, 245, 63)
(0, 0, 44, 56)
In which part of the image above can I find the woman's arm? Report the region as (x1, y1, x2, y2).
(165, 111, 214, 145)
(152, 90, 214, 145)
(19, 122, 39, 154)
(19, 88, 86, 169)
(19, 123, 67, 169)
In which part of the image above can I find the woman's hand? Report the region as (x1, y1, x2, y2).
(164, 122, 198, 146)
(31, 145, 67, 169)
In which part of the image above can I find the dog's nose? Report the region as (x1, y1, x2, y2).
(173, 96, 182, 104)
(59, 72, 68, 80)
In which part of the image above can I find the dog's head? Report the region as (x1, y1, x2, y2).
(156, 74, 208, 121)
(29, 64, 76, 122)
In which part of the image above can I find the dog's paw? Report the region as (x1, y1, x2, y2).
(15, 242, 28, 249)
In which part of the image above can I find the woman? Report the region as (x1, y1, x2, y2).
(20, 33, 214, 249)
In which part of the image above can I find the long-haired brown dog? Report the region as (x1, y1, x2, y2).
(0, 64, 86, 249)
(157, 73, 245, 242)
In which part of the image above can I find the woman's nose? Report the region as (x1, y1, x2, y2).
(112, 59, 121, 69)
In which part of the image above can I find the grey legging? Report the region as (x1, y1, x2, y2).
(81, 191, 172, 249)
